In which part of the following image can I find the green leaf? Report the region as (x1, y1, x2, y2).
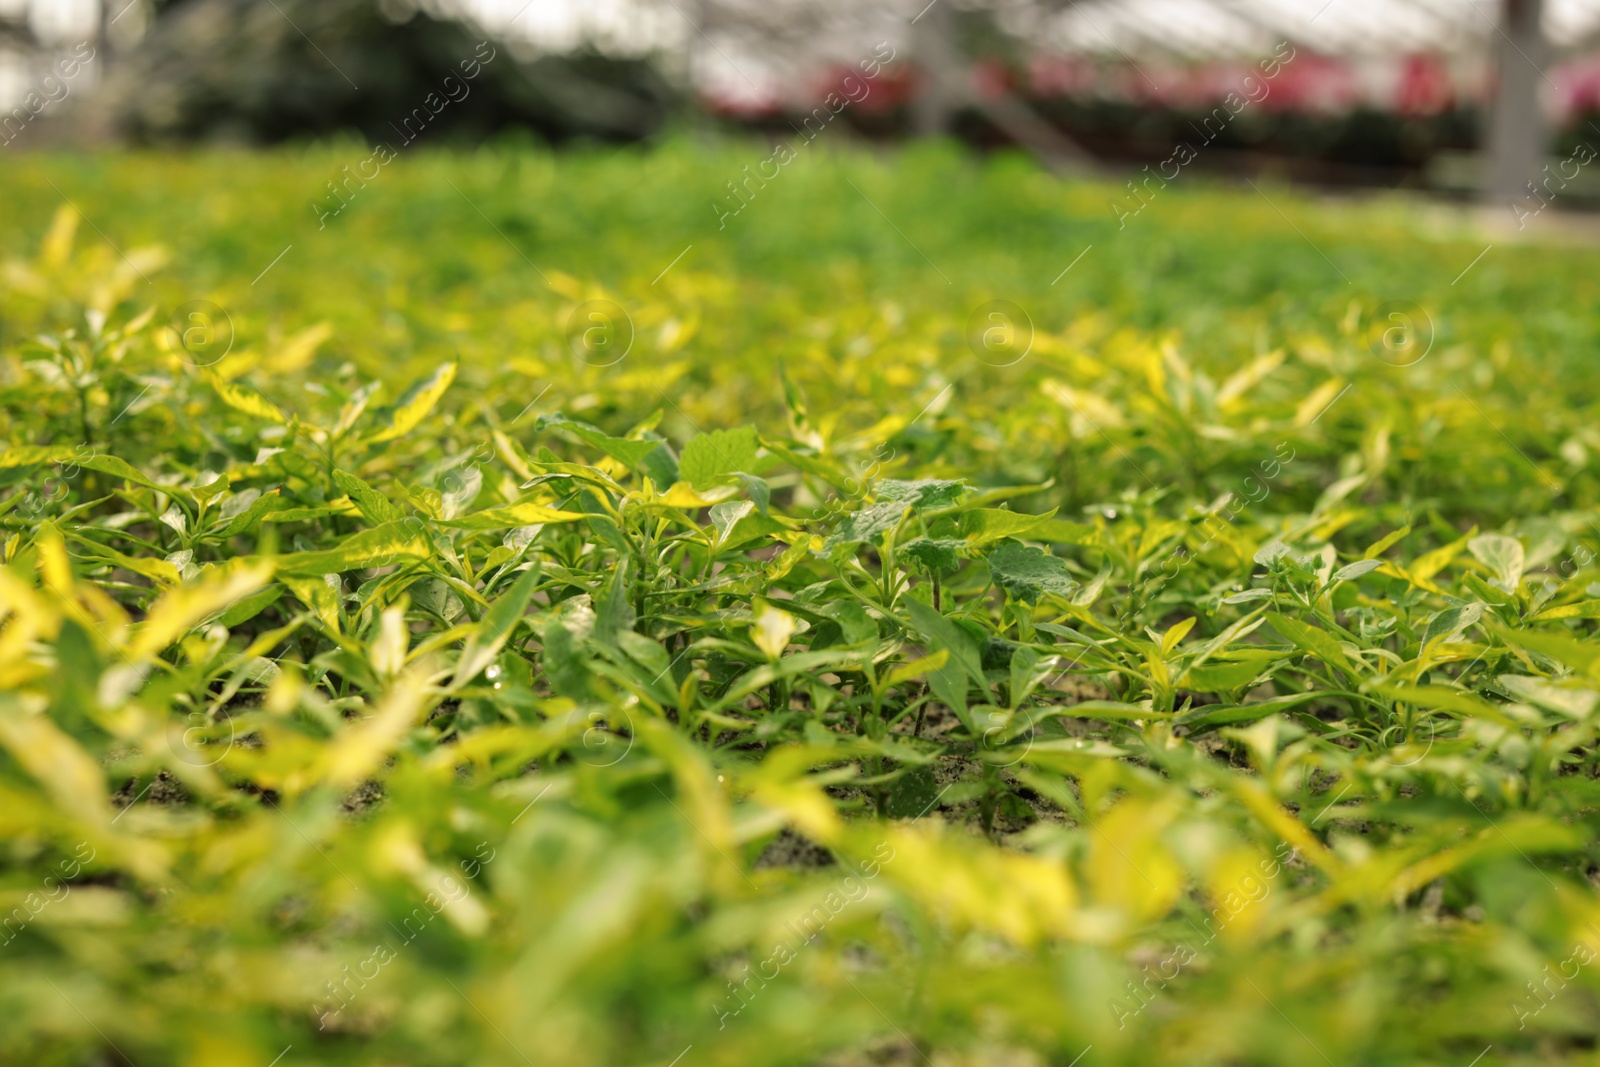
(901, 537, 965, 573)
(1377, 683, 1514, 725)
(435, 502, 589, 530)
(885, 766, 941, 819)
(439, 465, 482, 520)
(1030, 518, 1099, 546)
(1043, 700, 1164, 722)
(1182, 651, 1283, 693)
(0, 445, 79, 470)
(1469, 533, 1525, 591)
(640, 446, 680, 490)
(205, 371, 286, 424)
(617, 631, 676, 691)
(280, 573, 342, 632)
(332, 469, 402, 525)
(217, 585, 285, 628)
(878, 478, 967, 509)
(904, 598, 987, 726)
(1362, 524, 1411, 559)
(593, 557, 636, 645)
(209, 488, 289, 540)
(828, 500, 909, 546)
(541, 607, 591, 699)
(1421, 602, 1485, 648)
(886, 650, 949, 688)
(1491, 623, 1600, 680)
(820, 601, 878, 649)
(1253, 540, 1292, 566)
(709, 501, 754, 543)
(678, 426, 758, 488)
(1496, 675, 1597, 719)
(539, 413, 659, 468)
(452, 565, 540, 690)
(1332, 559, 1383, 582)
(958, 507, 1057, 547)
(736, 472, 771, 514)
(2, 447, 188, 500)
(985, 541, 1077, 604)
(1176, 691, 1327, 728)
(276, 519, 431, 575)
(1267, 612, 1356, 676)
(1533, 599, 1600, 620)
(368, 362, 457, 443)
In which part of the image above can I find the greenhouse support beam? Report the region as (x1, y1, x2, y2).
(1485, 0, 1549, 204)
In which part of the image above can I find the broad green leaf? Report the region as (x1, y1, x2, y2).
(736, 472, 771, 514)
(593, 558, 636, 644)
(959, 507, 1057, 547)
(1496, 674, 1596, 719)
(1468, 533, 1525, 591)
(985, 541, 1077, 604)
(1253, 540, 1291, 566)
(878, 478, 967, 509)
(820, 601, 878, 649)
(709, 500, 754, 543)
(905, 598, 987, 724)
(828, 500, 909, 546)
(679, 426, 758, 487)
(901, 537, 965, 573)
(617, 630, 677, 693)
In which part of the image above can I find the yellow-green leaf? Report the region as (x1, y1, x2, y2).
(205, 370, 286, 424)
(367, 362, 457, 443)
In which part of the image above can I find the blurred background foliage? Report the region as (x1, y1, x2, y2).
(81, 0, 676, 144)
(5, 0, 1600, 197)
